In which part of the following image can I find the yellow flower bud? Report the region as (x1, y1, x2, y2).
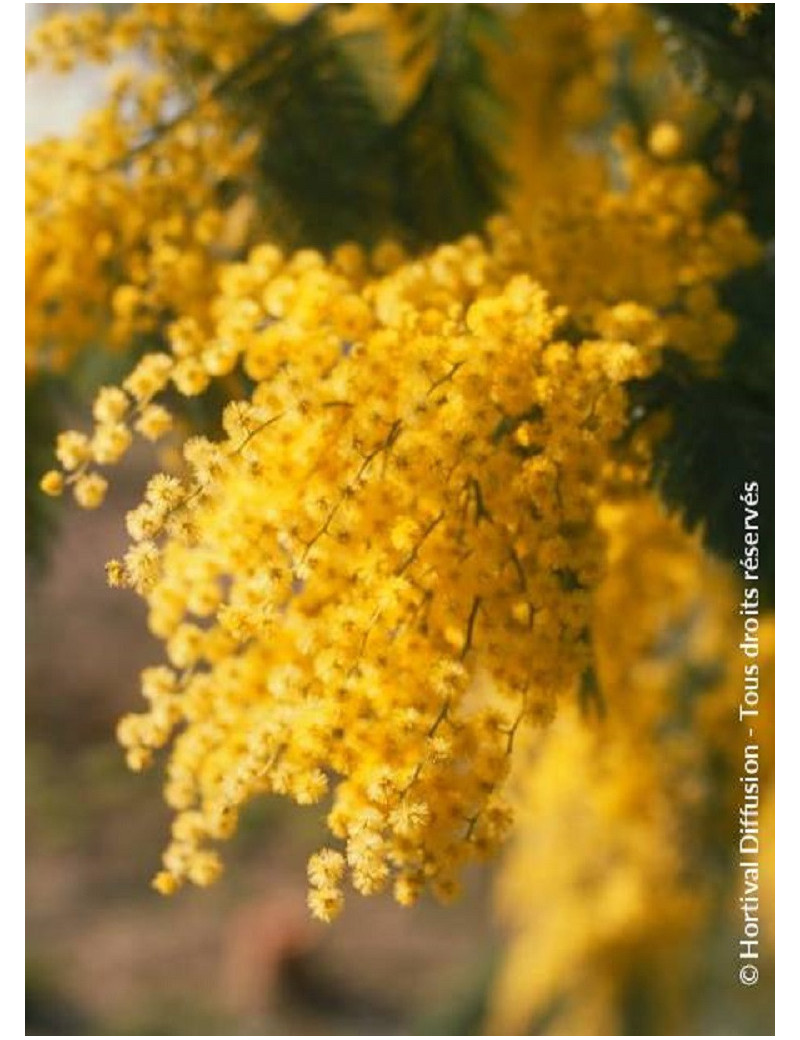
(40, 470, 64, 497)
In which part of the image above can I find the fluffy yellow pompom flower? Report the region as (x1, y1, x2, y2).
(135, 404, 173, 442)
(648, 120, 684, 161)
(55, 431, 91, 471)
(152, 870, 181, 896)
(39, 470, 64, 497)
(73, 473, 108, 509)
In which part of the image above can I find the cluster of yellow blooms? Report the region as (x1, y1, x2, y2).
(26, 13, 267, 374)
(25, 4, 286, 76)
(489, 495, 774, 1034)
(41, 170, 758, 915)
(26, 3, 759, 376)
(45, 225, 658, 911)
(32, 3, 766, 927)
(23, 2, 431, 375)
(493, 4, 665, 219)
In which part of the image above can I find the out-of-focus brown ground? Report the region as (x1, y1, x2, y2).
(26, 452, 496, 1035)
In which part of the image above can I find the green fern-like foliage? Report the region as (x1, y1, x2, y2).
(389, 4, 508, 244)
(225, 8, 396, 249)
(207, 3, 508, 249)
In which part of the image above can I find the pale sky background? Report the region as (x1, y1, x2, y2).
(26, 3, 130, 139)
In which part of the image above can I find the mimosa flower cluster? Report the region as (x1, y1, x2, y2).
(32, 3, 764, 922)
(26, 4, 760, 378)
(43, 181, 756, 914)
(26, 57, 259, 373)
(45, 224, 657, 913)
